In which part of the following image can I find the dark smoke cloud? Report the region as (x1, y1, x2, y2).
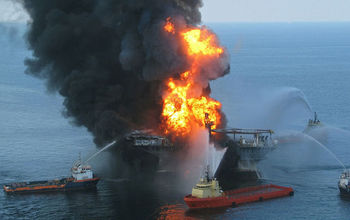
(21, 0, 229, 146)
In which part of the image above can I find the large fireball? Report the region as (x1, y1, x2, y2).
(162, 17, 225, 136)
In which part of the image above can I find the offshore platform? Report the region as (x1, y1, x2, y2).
(122, 129, 181, 172)
(210, 127, 278, 189)
(211, 128, 277, 171)
(116, 122, 278, 189)
(111, 112, 278, 189)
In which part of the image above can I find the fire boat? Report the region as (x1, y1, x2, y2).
(304, 112, 323, 133)
(338, 170, 350, 195)
(184, 165, 294, 209)
(3, 159, 99, 193)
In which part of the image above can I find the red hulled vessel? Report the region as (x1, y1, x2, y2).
(3, 159, 99, 193)
(184, 166, 294, 209)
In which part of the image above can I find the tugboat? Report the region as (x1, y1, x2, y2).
(184, 165, 294, 209)
(3, 159, 100, 193)
(304, 112, 323, 133)
(338, 170, 350, 195)
(189, 165, 223, 199)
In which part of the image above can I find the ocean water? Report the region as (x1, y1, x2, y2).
(1, 22, 350, 219)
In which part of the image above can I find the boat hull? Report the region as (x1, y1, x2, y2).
(339, 186, 350, 195)
(184, 184, 294, 209)
(64, 178, 100, 190)
(3, 178, 100, 193)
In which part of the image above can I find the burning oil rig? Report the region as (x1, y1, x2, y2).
(115, 114, 278, 189)
(123, 129, 181, 172)
(96, 18, 276, 187)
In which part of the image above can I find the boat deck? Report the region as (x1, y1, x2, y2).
(4, 178, 69, 190)
(225, 186, 281, 198)
(226, 184, 288, 196)
(184, 184, 294, 209)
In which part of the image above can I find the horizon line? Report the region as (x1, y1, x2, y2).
(2, 20, 350, 25)
(202, 20, 350, 24)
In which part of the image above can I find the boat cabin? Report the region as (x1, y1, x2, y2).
(71, 163, 93, 181)
(191, 166, 223, 198)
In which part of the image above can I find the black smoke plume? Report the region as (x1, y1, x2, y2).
(21, 0, 229, 146)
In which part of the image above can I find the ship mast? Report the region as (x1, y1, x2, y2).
(204, 113, 214, 181)
(205, 164, 210, 182)
(314, 112, 317, 123)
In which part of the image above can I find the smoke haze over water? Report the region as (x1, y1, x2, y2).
(21, 0, 229, 146)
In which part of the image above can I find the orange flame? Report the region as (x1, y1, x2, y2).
(162, 18, 224, 136)
(162, 72, 221, 136)
(182, 29, 223, 56)
(164, 17, 175, 34)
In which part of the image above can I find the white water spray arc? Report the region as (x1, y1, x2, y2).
(301, 133, 346, 171)
(85, 140, 118, 163)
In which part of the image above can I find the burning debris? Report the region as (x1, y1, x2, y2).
(21, 0, 229, 146)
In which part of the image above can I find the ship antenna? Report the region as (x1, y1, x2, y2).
(314, 112, 317, 123)
(206, 165, 210, 182)
(204, 112, 214, 181)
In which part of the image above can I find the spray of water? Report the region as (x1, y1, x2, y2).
(326, 125, 350, 136)
(85, 140, 118, 163)
(206, 143, 227, 177)
(220, 86, 313, 130)
(263, 88, 313, 128)
(175, 127, 227, 192)
(300, 133, 346, 171)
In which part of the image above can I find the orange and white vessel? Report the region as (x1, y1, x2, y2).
(184, 166, 294, 209)
(3, 159, 100, 193)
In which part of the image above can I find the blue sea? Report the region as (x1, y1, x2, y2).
(1, 22, 350, 219)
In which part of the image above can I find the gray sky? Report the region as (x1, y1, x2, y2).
(201, 0, 350, 22)
(1, 0, 350, 23)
